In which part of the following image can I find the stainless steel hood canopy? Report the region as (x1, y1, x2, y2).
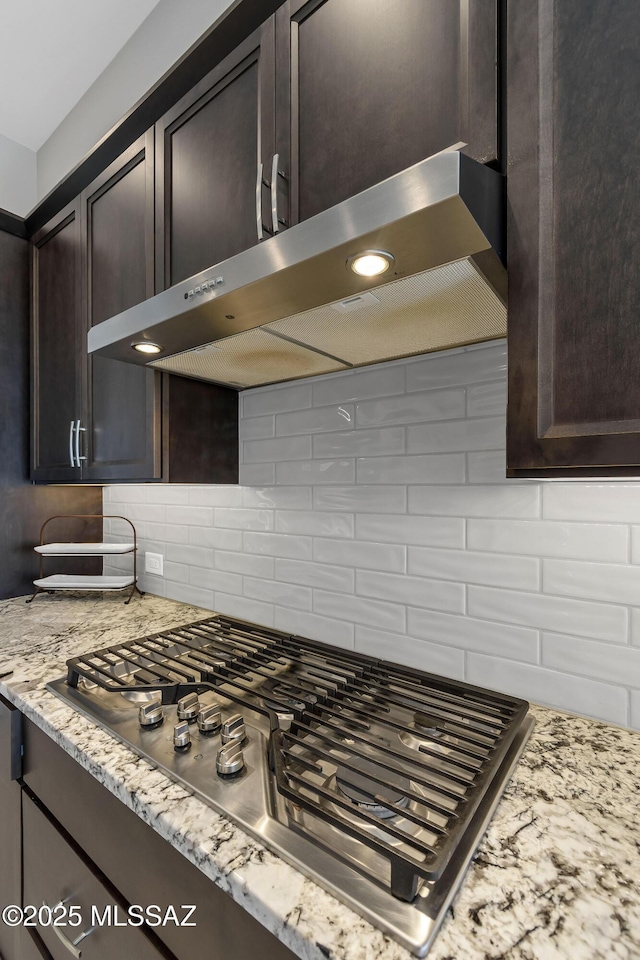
(88, 149, 506, 389)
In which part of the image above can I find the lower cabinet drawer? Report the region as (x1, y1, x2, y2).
(22, 792, 171, 960)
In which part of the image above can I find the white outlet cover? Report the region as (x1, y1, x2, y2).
(145, 552, 164, 576)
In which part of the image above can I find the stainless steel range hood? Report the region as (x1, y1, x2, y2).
(88, 148, 506, 389)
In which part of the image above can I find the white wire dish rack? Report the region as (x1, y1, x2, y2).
(27, 515, 144, 605)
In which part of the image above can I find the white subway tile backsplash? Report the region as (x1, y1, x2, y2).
(213, 508, 273, 531)
(407, 608, 539, 663)
(108, 339, 640, 730)
(468, 585, 627, 643)
(409, 484, 540, 519)
(466, 654, 628, 726)
(543, 483, 640, 523)
(313, 485, 406, 513)
(214, 592, 274, 626)
(466, 451, 507, 484)
(468, 519, 628, 562)
(355, 514, 465, 548)
(165, 505, 213, 526)
(407, 416, 505, 454)
(356, 454, 465, 485)
(356, 389, 465, 427)
(466, 381, 507, 418)
(216, 551, 274, 579)
(357, 570, 464, 614)
(313, 427, 405, 459)
(406, 342, 506, 392)
(312, 364, 404, 406)
(242, 486, 312, 510)
(313, 538, 405, 573)
(165, 582, 214, 610)
(239, 416, 275, 440)
(273, 607, 354, 648)
(276, 405, 354, 436)
(165, 543, 213, 568)
(188, 486, 244, 507)
(275, 558, 354, 593)
(541, 632, 640, 686)
(238, 463, 276, 485)
(408, 546, 539, 591)
(243, 531, 312, 560)
(192, 568, 243, 595)
(275, 510, 354, 538)
(314, 590, 406, 632)
(243, 436, 311, 463)
(244, 577, 312, 611)
(543, 558, 640, 606)
(242, 383, 312, 417)
(189, 527, 242, 551)
(275, 459, 354, 485)
(354, 626, 465, 679)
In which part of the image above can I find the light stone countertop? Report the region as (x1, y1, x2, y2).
(0, 592, 638, 960)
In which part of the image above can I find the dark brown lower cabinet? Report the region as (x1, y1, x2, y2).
(22, 720, 294, 960)
(0, 697, 22, 960)
(507, 0, 640, 476)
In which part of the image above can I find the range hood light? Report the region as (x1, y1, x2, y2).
(347, 250, 394, 278)
(132, 341, 163, 355)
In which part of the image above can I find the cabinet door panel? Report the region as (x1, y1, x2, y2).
(507, 0, 640, 474)
(82, 131, 160, 481)
(278, 0, 497, 224)
(0, 697, 21, 960)
(157, 21, 275, 289)
(31, 203, 82, 482)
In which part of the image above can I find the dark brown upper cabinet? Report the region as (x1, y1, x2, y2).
(31, 200, 83, 483)
(155, 19, 276, 290)
(81, 131, 161, 481)
(276, 0, 499, 225)
(507, 0, 640, 476)
(31, 132, 239, 485)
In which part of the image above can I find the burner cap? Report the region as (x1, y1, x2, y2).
(336, 759, 409, 819)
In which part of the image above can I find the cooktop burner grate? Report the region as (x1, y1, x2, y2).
(65, 615, 528, 901)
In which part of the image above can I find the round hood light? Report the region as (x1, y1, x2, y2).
(347, 250, 394, 278)
(132, 342, 162, 355)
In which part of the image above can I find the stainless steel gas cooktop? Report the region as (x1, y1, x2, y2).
(47, 615, 534, 957)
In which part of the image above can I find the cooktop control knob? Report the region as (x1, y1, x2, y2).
(173, 720, 192, 751)
(197, 703, 221, 734)
(221, 714, 246, 745)
(216, 740, 245, 776)
(138, 699, 164, 729)
(176, 692, 200, 723)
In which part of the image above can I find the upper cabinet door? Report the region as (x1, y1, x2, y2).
(81, 131, 160, 481)
(31, 201, 83, 483)
(156, 19, 276, 289)
(507, 0, 640, 475)
(276, 0, 498, 225)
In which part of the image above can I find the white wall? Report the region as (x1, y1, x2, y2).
(36, 0, 236, 200)
(0, 134, 36, 216)
(105, 339, 640, 731)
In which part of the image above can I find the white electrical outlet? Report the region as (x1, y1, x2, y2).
(145, 552, 164, 576)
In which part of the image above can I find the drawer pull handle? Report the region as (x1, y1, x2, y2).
(43, 901, 95, 958)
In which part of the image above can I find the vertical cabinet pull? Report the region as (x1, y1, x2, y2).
(270, 153, 287, 234)
(75, 420, 87, 465)
(69, 421, 76, 468)
(256, 161, 264, 241)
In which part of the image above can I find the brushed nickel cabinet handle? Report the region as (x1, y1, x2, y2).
(256, 161, 264, 241)
(75, 420, 87, 464)
(69, 421, 76, 467)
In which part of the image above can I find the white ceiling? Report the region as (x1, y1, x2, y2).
(0, 0, 163, 151)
